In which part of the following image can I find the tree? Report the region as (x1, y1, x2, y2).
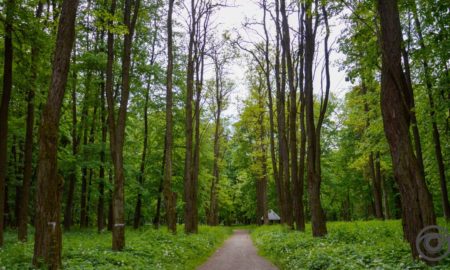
(376, 0, 436, 259)
(18, 1, 44, 241)
(32, 0, 79, 267)
(0, 0, 15, 246)
(304, 1, 328, 237)
(105, 0, 140, 250)
(163, 0, 177, 234)
(206, 38, 233, 226)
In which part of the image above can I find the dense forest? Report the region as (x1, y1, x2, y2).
(0, 0, 449, 269)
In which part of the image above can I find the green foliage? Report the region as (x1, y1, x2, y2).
(252, 220, 450, 270)
(0, 226, 231, 269)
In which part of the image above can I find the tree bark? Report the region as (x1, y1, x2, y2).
(281, 0, 304, 231)
(183, 0, 197, 233)
(297, 2, 307, 232)
(273, 0, 289, 226)
(207, 60, 223, 226)
(0, 0, 14, 246)
(18, 1, 43, 242)
(262, 0, 281, 220)
(256, 78, 269, 225)
(133, 82, 150, 229)
(105, 0, 140, 250)
(98, 72, 107, 232)
(305, 2, 327, 237)
(401, 47, 425, 177)
(163, 0, 177, 234)
(32, 0, 78, 267)
(370, 153, 384, 219)
(85, 100, 98, 226)
(376, 0, 436, 259)
(64, 53, 78, 230)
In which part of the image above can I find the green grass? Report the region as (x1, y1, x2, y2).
(0, 225, 232, 269)
(251, 219, 450, 270)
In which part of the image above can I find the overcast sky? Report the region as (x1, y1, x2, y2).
(198, 0, 353, 121)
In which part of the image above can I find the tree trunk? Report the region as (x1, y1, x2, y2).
(273, 0, 289, 225)
(376, 0, 436, 259)
(0, 0, 15, 246)
(98, 73, 107, 233)
(305, 2, 327, 237)
(18, 1, 43, 242)
(80, 107, 89, 227)
(105, 0, 140, 250)
(163, 0, 177, 234)
(401, 48, 425, 177)
(32, 0, 78, 267)
(256, 80, 268, 225)
(281, 0, 304, 231)
(133, 82, 150, 229)
(85, 103, 98, 227)
(295, 2, 306, 232)
(370, 153, 384, 219)
(262, 0, 281, 219)
(183, 0, 197, 233)
(64, 53, 78, 230)
(208, 62, 222, 226)
(190, 11, 208, 232)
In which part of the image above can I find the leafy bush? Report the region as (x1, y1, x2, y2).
(0, 225, 231, 269)
(251, 219, 450, 270)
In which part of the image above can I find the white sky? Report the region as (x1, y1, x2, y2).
(205, 0, 353, 121)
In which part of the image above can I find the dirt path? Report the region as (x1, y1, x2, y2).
(197, 230, 278, 270)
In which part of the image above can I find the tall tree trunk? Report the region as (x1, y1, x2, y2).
(80, 102, 89, 228)
(305, 2, 327, 237)
(190, 10, 208, 232)
(85, 103, 98, 226)
(273, 0, 288, 225)
(64, 53, 78, 230)
(375, 152, 389, 219)
(183, 0, 197, 234)
(18, 1, 43, 242)
(262, 0, 281, 218)
(133, 82, 150, 229)
(105, 0, 140, 250)
(295, 2, 306, 232)
(208, 63, 222, 226)
(256, 79, 269, 225)
(376, 0, 436, 259)
(98, 73, 107, 233)
(402, 48, 425, 177)
(281, 0, 303, 231)
(163, 0, 177, 234)
(411, 2, 450, 220)
(0, 0, 14, 246)
(32, 0, 78, 267)
(370, 153, 384, 219)
(361, 81, 384, 220)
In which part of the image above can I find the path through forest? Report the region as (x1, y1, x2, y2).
(197, 230, 278, 270)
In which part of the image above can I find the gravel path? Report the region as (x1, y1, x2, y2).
(197, 230, 278, 270)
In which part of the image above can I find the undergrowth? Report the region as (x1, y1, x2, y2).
(251, 219, 450, 270)
(0, 225, 231, 269)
